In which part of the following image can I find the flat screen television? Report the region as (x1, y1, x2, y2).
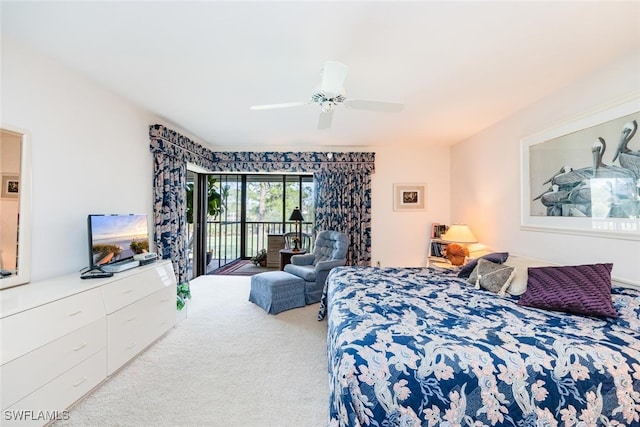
(87, 214, 150, 268)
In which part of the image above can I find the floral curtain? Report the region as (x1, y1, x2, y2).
(149, 124, 375, 301)
(151, 152, 188, 291)
(314, 167, 372, 265)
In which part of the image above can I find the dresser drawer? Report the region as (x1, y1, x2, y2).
(106, 286, 175, 374)
(1, 317, 106, 411)
(144, 286, 176, 342)
(0, 288, 104, 365)
(2, 349, 106, 427)
(101, 263, 175, 314)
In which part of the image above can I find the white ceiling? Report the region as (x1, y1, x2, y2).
(2, 1, 639, 148)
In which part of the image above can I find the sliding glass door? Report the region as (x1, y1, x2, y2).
(187, 171, 314, 279)
(245, 174, 314, 257)
(207, 175, 242, 271)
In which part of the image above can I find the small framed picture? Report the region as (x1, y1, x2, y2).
(1, 175, 19, 199)
(393, 183, 426, 211)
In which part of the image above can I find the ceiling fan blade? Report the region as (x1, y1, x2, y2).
(318, 110, 334, 130)
(321, 61, 349, 95)
(250, 101, 308, 110)
(345, 99, 404, 112)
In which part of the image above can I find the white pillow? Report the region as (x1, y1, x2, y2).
(503, 255, 557, 295)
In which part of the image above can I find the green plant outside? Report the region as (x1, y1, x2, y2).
(185, 176, 224, 224)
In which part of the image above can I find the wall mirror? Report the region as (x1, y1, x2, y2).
(0, 126, 32, 290)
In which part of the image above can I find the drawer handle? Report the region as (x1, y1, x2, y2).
(73, 376, 87, 387)
(126, 342, 136, 350)
(122, 289, 134, 294)
(67, 310, 82, 317)
(73, 343, 87, 352)
(161, 297, 169, 302)
(127, 315, 137, 322)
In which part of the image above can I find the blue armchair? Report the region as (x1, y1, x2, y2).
(284, 230, 348, 304)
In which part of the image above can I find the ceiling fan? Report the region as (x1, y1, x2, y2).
(250, 61, 404, 130)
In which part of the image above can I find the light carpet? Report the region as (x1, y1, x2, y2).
(55, 275, 329, 427)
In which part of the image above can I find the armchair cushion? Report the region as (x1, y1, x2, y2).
(290, 253, 315, 266)
(312, 230, 348, 264)
(284, 264, 316, 282)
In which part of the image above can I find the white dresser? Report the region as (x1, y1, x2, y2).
(0, 261, 176, 426)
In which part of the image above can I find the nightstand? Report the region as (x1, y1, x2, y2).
(279, 249, 306, 271)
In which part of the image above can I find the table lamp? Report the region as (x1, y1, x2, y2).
(289, 207, 304, 252)
(440, 224, 477, 266)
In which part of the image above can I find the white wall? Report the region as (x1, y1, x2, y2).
(371, 144, 450, 267)
(1, 37, 189, 281)
(451, 50, 640, 284)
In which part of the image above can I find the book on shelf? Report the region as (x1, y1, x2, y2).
(431, 223, 449, 239)
(430, 240, 449, 259)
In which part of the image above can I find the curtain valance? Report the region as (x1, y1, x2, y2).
(149, 124, 375, 173)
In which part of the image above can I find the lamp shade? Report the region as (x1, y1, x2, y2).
(441, 224, 477, 243)
(289, 207, 304, 222)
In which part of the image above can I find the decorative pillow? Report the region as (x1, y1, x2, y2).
(458, 252, 509, 278)
(517, 263, 618, 318)
(467, 259, 515, 295)
(502, 256, 556, 296)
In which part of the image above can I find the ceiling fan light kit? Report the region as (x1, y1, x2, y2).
(250, 61, 404, 129)
(312, 93, 345, 113)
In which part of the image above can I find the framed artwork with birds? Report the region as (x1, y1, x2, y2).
(521, 95, 639, 240)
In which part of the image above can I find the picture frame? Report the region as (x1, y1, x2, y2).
(1, 175, 19, 199)
(393, 183, 426, 211)
(521, 96, 640, 240)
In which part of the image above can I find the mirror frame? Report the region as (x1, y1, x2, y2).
(0, 125, 32, 290)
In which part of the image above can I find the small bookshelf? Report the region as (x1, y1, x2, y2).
(428, 223, 450, 265)
(428, 238, 449, 263)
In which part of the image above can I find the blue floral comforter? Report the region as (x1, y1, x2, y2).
(323, 266, 640, 426)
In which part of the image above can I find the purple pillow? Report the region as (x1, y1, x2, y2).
(458, 252, 509, 278)
(517, 263, 617, 318)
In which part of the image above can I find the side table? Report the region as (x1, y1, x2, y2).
(279, 249, 307, 271)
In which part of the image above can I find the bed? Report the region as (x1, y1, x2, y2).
(320, 265, 640, 426)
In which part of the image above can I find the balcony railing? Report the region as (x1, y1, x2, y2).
(203, 220, 314, 267)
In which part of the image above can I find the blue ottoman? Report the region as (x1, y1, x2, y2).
(249, 271, 306, 314)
